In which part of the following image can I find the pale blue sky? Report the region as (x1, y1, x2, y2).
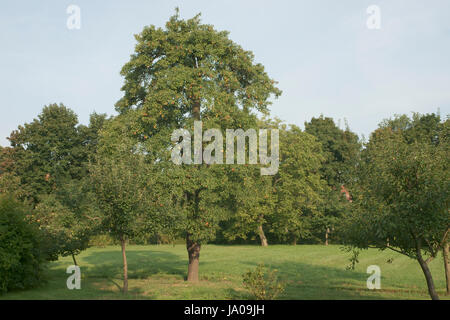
(1, 0, 449, 146)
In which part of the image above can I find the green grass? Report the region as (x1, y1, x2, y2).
(1, 244, 449, 300)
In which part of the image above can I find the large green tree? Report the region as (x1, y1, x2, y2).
(116, 11, 281, 281)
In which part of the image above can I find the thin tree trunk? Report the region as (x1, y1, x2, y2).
(258, 224, 268, 247)
(121, 235, 128, 293)
(156, 233, 161, 245)
(416, 247, 439, 300)
(325, 227, 330, 246)
(186, 233, 201, 282)
(443, 242, 450, 295)
(292, 235, 297, 246)
(71, 253, 77, 266)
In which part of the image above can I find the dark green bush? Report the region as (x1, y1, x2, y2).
(0, 195, 47, 293)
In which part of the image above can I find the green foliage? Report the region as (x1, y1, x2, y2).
(8, 104, 82, 202)
(92, 115, 171, 242)
(33, 187, 99, 261)
(345, 249, 360, 271)
(89, 234, 118, 247)
(0, 195, 47, 293)
(341, 113, 449, 256)
(270, 124, 325, 243)
(116, 11, 281, 120)
(7, 104, 107, 203)
(304, 115, 360, 188)
(91, 155, 150, 241)
(242, 263, 285, 300)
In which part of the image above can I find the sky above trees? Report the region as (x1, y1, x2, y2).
(1, 0, 449, 146)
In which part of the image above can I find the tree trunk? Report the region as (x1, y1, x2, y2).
(443, 242, 450, 295)
(121, 235, 128, 293)
(186, 233, 201, 282)
(325, 227, 330, 246)
(292, 235, 297, 246)
(72, 253, 77, 266)
(258, 224, 268, 247)
(416, 248, 439, 300)
(156, 233, 161, 245)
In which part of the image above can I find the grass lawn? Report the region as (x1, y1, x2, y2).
(1, 244, 448, 300)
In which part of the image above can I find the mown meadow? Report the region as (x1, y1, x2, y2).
(1, 245, 448, 300)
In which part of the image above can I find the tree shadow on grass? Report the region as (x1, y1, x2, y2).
(81, 249, 186, 281)
(77, 247, 403, 300)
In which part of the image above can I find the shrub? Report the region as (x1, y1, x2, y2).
(0, 195, 47, 293)
(242, 263, 285, 300)
(345, 249, 360, 271)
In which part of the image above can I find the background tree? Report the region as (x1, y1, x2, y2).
(78, 112, 109, 162)
(7, 104, 107, 203)
(223, 164, 276, 247)
(0, 146, 15, 175)
(5, 104, 107, 262)
(339, 113, 449, 300)
(115, 11, 281, 281)
(222, 123, 325, 246)
(0, 146, 25, 198)
(270, 124, 325, 245)
(8, 104, 84, 202)
(304, 115, 360, 244)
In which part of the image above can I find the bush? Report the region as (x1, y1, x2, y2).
(0, 195, 47, 293)
(242, 263, 285, 300)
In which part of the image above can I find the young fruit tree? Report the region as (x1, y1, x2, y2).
(115, 10, 281, 281)
(339, 114, 449, 300)
(90, 114, 169, 293)
(33, 189, 98, 265)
